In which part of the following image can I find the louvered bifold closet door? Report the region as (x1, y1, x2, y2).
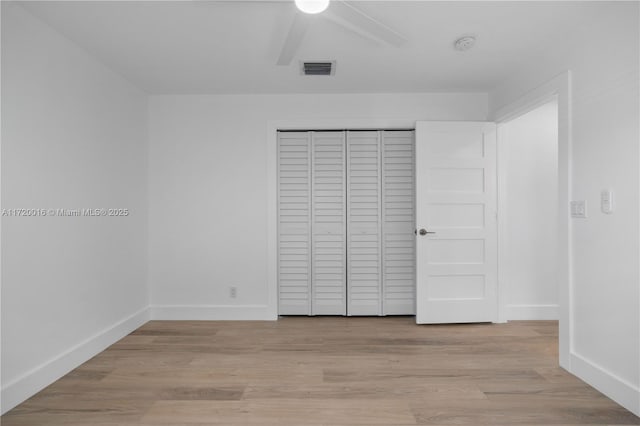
(277, 132, 312, 315)
(311, 132, 347, 315)
(347, 131, 382, 315)
(382, 131, 416, 314)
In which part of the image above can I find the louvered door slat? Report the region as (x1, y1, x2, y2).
(347, 131, 382, 316)
(278, 132, 312, 315)
(382, 131, 416, 315)
(311, 132, 347, 315)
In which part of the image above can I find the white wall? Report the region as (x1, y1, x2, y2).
(502, 100, 558, 320)
(5, 0, 637, 418)
(148, 93, 488, 319)
(1, 4, 149, 413)
(490, 2, 639, 416)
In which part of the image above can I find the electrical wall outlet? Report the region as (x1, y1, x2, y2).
(229, 286, 237, 299)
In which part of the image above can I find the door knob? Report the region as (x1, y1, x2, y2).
(418, 228, 435, 236)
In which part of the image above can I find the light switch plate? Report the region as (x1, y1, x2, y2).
(601, 189, 614, 214)
(570, 200, 587, 218)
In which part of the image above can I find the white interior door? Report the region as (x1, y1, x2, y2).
(415, 122, 497, 324)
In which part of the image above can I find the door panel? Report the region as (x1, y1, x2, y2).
(416, 122, 497, 324)
(382, 131, 416, 315)
(346, 131, 382, 315)
(311, 132, 347, 315)
(277, 132, 312, 315)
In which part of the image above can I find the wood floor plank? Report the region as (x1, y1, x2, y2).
(100, 365, 324, 386)
(2, 318, 638, 425)
(409, 399, 640, 425)
(242, 383, 487, 401)
(142, 399, 417, 424)
(385, 353, 558, 369)
(479, 381, 606, 402)
(24, 382, 246, 403)
(189, 352, 394, 370)
(323, 367, 549, 384)
(1, 399, 154, 425)
(83, 350, 196, 369)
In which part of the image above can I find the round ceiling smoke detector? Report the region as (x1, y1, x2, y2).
(454, 36, 476, 51)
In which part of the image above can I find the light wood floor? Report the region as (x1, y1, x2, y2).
(3, 317, 639, 425)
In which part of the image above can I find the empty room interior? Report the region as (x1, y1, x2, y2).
(1, 0, 640, 424)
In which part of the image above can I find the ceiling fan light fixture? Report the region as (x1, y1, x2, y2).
(295, 0, 330, 14)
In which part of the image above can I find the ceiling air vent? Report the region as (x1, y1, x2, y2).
(301, 61, 335, 76)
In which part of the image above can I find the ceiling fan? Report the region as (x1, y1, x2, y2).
(278, 0, 407, 65)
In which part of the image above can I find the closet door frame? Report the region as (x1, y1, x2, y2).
(269, 120, 417, 320)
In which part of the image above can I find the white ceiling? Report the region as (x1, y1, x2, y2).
(21, 1, 608, 94)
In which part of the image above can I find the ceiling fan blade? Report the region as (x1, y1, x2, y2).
(277, 12, 312, 66)
(324, 0, 406, 47)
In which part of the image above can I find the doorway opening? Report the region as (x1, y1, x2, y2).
(498, 99, 560, 322)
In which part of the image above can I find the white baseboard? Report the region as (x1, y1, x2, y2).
(506, 304, 559, 320)
(150, 304, 277, 320)
(1, 307, 149, 415)
(570, 351, 640, 416)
